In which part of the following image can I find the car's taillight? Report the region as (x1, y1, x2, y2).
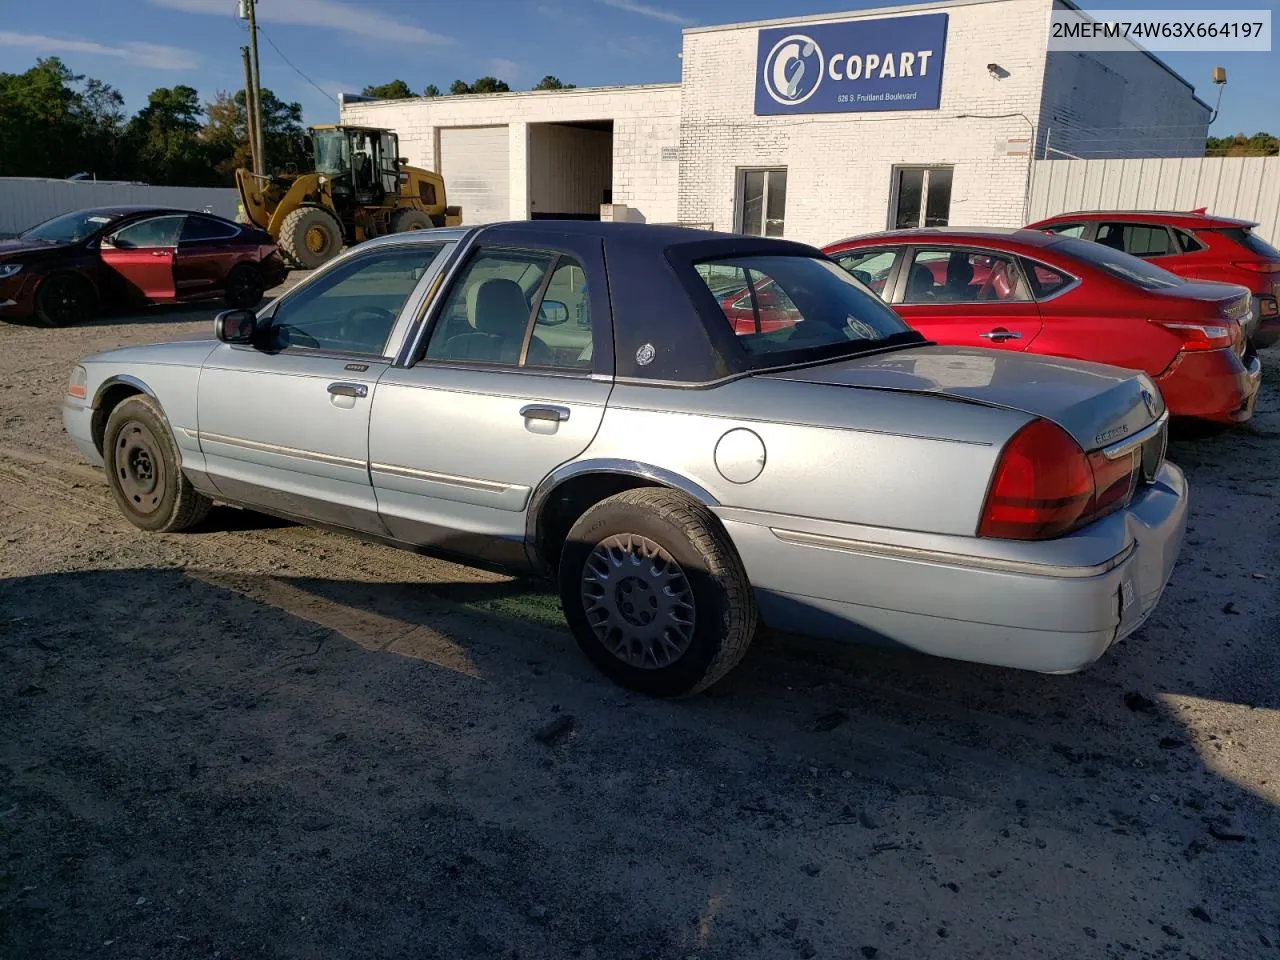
(1149, 319, 1236, 351)
(1232, 261, 1280, 274)
(1260, 297, 1279, 318)
(978, 419, 1139, 541)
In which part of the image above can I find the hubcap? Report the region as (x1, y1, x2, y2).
(114, 421, 166, 515)
(581, 533, 696, 670)
(304, 225, 329, 254)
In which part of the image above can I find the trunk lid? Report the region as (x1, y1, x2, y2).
(756, 345, 1163, 452)
(1153, 280, 1256, 346)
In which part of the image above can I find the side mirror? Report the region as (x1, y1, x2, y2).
(538, 300, 569, 326)
(100, 234, 117, 249)
(214, 309, 257, 345)
(398, 157, 409, 165)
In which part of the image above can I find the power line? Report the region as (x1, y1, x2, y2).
(256, 25, 339, 105)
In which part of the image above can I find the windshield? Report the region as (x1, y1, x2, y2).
(20, 210, 121, 245)
(695, 255, 920, 363)
(1219, 227, 1280, 260)
(313, 130, 350, 176)
(1051, 236, 1183, 290)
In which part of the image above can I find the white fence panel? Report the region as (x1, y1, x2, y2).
(1029, 157, 1280, 245)
(0, 178, 239, 236)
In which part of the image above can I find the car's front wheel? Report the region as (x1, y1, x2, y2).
(103, 396, 212, 533)
(33, 272, 95, 327)
(558, 488, 758, 697)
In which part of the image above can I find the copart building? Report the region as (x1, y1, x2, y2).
(338, 0, 1210, 246)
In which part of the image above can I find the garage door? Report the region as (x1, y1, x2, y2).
(439, 126, 510, 225)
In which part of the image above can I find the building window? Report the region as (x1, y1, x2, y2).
(737, 168, 787, 237)
(890, 166, 953, 229)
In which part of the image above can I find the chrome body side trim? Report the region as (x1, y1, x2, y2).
(197, 431, 367, 469)
(368, 461, 520, 494)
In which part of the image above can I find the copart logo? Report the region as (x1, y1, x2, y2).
(762, 34, 824, 105)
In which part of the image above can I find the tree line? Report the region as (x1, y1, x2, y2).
(1, 58, 308, 186)
(361, 76, 576, 99)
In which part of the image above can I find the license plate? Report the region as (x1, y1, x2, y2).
(1121, 581, 1136, 612)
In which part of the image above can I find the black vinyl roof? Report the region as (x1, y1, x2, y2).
(470, 221, 827, 383)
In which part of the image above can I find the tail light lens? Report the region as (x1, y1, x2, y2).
(1232, 261, 1280, 273)
(1150, 319, 1236, 351)
(978, 419, 1139, 540)
(1260, 297, 1278, 318)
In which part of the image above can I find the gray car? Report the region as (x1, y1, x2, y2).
(62, 222, 1187, 696)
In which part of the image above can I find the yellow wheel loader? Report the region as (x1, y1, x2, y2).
(235, 124, 462, 270)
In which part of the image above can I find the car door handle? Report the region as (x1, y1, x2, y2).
(520, 404, 570, 423)
(327, 382, 368, 399)
(979, 329, 1022, 342)
(150, 249, 171, 258)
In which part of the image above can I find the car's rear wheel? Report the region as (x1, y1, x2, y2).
(33, 272, 95, 327)
(224, 262, 265, 309)
(103, 395, 212, 533)
(558, 488, 757, 697)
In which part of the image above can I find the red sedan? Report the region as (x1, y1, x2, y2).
(1026, 209, 1280, 349)
(0, 205, 289, 327)
(822, 228, 1261, 425)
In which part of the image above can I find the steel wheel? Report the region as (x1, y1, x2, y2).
(113, 419, 168, 517)
(581, 533, 696, 669)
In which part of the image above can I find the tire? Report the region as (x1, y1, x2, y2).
(278, 206, 343, 270)
(103, 395, 212, 533)
(558, 488, 757, 697)
(33, 272, 95, 327)
(390, 208, 434, 233)
(223, 262, 265, 309)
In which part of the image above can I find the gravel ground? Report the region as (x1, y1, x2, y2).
(1, 287, 1279, 960)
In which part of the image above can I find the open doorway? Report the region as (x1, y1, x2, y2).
(528, 120, 613, 221)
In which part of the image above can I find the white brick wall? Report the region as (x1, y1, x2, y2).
(341, 85, 680, 223)
(676, 0, 1055, 244)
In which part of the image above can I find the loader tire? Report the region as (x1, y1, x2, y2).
(278, 206, 343, 270)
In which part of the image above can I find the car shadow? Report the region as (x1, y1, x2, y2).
(2, 555, 1277, 959)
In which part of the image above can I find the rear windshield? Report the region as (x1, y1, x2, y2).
(1217, 227, 1280, 260)
(694, 255, 921, 364)
(1050, 236, 1183, 290)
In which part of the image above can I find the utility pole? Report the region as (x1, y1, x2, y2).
(240, 45, 260, 176)
(238, 0, 266, 174)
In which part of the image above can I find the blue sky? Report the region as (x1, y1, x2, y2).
(0, 0, 1275, 135)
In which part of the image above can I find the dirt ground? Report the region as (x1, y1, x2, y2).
(2, 286, 1279, 960)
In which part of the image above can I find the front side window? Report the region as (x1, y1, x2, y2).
(425, 248, 592, 371)
(1097, 222, 1175, 257)
(108, 216, 185, 249)
(694, 255, 916, 361)
(901, 249, 1031, 304)
(1042, 222, 1087, 238)
(738, 169, 787, 237)
(832, 248, 902, 300)
(269, 245, 444, 355)
(891, 166, 952, 229)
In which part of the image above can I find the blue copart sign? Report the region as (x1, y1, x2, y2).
(754, 13, 949, 115)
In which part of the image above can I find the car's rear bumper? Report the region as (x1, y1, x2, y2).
(1253, 302, 1279, 350)
(1156, 346, 1262, 423)
(715, 461, 1187, 674)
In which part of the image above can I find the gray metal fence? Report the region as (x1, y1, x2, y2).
(1028, 157, 1280, 244)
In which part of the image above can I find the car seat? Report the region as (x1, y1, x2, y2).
(906, 264, 936, 301)
(445, 278, 552, 365)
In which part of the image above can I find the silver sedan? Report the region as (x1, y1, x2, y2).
(62, 222, 1187, 696)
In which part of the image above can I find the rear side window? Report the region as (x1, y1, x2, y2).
(1096, 222, 1175, 257)
(1217, 227, 1280, 259)
(1173, 228, 1205, 253)
(1020, 258, 1073, 299)
(694, 255, 912, 358)
(181, 215, 239, 242)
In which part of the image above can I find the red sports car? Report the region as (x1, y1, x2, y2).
(1026, 209, 1280, 349)
(0, 205, 289, 327)
(822, 228, 1261, 425)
